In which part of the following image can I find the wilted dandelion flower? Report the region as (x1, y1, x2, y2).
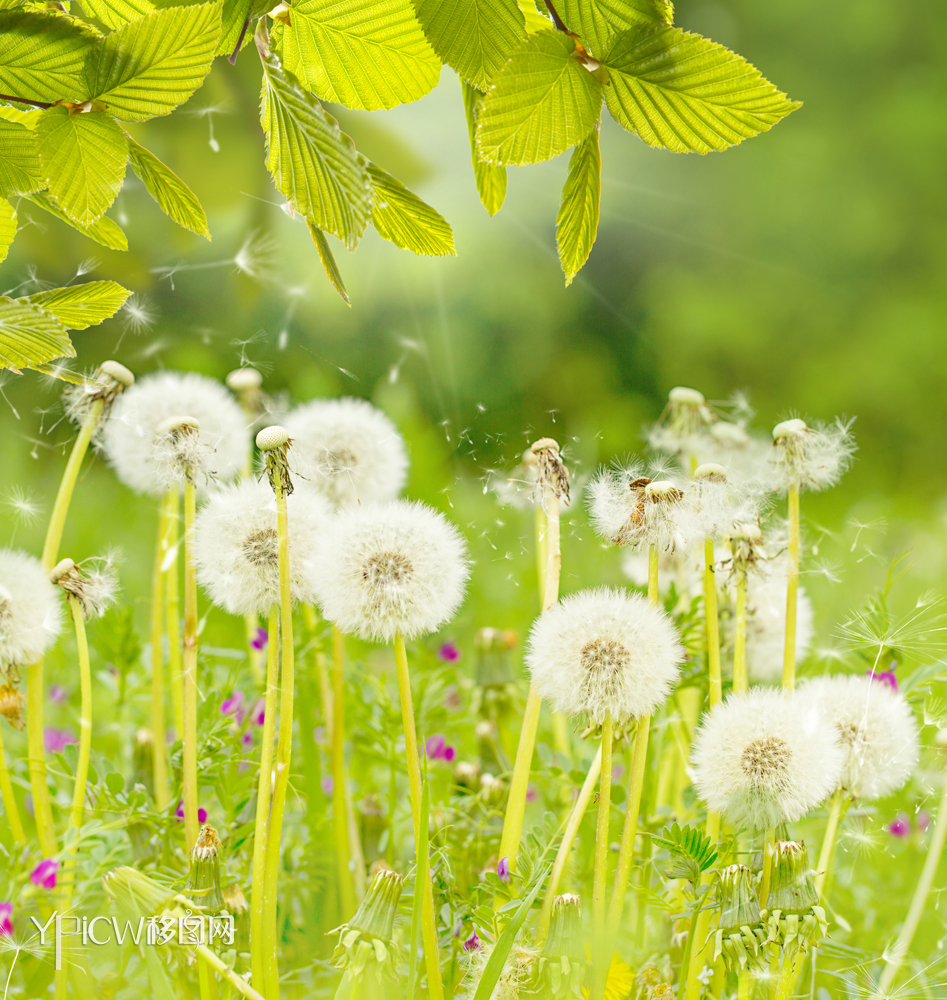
(311, 500, 469, 642)
(103, 371, 249, 495)
(647, 386, 714, 461)
(690, 687, 844, 831)
(194, 478, 330, 617)
(63, 360, 134, 429)
(526, 588, 684, 725)
(0, 549, 62, 666)
(798, 674, 920, 801)
(50, 557, 120, 620)
(767, 417, 856, 494)
(284, 397, 408, 508)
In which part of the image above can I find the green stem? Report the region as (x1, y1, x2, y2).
(331, 624, 356, 917)
(758, 828, 776, 907)
(774, 953, 801, 1000)
(782, 485, 800, 690)
(250, 607, 279, 994)
(165, 491, 184, 740)
(63, 594, 92, 856)
(181, 478, 200, 852)
(683, 811, 721, 1000)
(151, 498, 170, 810)
(26, 656, 57, 856)
(734, 567, 748, 694)
(394, 632, 444, 1000)
(738, 971, 752, 999)
(195, 942, 267, 1000)
(814, 790, 848, 898)
(591, 714, 614, 1000)
(704, 537, 721, 708)
(677, 897, 703, 1000)
(0, 723, 25, 844)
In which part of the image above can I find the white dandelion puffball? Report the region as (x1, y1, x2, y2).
(311, 500, 469, 642)
(526, 588, 684, 725)
(798, 674, 920, 801)
(646, 386, 714, 459)
(767, 417, 856, 493)
(690, 687, 844, 831)
(284, 397, 408, 508)
(194, 479, 330, 617)
(744, 569, 814, 683)
(103, 371, 250, 495)
(0, 550, 62, 665)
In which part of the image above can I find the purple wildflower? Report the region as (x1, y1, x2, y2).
(322, 776, 334, 796)
(49, 685, 68, 704)
(44, 728, 77, 754)
(174, 801, 208, 824)
(30, 859, 59, 890)
(221, 691, 246, 721)
(0, 903, 12, 938)
(526, 785, 537, 802)
(251, 628, 268, 651)
(251, 699, 265, 726)
(497, 857, 510, 883)
(869, 670, 898, 692)
(241, 731, 254, 749)
(463, 932, 481, 952)
(425, 734, 457, 763)
(438, 642, 461, 663)
(888, 813, 911, 838)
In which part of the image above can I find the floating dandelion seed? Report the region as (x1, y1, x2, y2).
(120, 294, 157, 336)
(2, 487, 43, 527)
(836, 592, 947, 661)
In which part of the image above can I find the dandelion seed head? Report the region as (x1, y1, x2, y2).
(799, 673, 920, 801)
(690, 687, 844, 831)
(0, 549, 63, 666)
(767, 417, 856, 493)
(284, 397, 408, 509)
(526, 587, 683, 725)
(51, 556, 120, 620)
(647, 386, 714, 460)
(742, 566, 815, 683)
(195, 478, 330, 617)
(311, 500, 469, 643)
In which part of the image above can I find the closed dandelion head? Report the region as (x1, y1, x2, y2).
(311, 500, 469, 643)
(225, 367, 270, 424)
(768, 417, 856, 493)
(50, 556, 120, 620)
(647, 386, 714, 459)
(63, 359, 135, 429)
(103, 371, 250, 496)
(798, 674, 920, 801)
(526, 588, 684, 725)
(690, 687, 844, 831)
(284, 397, 408, 508)
(194, 478, 330, 617)
(0, 549, 62, 666)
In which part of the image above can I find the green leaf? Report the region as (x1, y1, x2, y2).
(461, 81, 505, 215)
(415, 0, 525, 91)
(476, 30, 603, 166)
(0, 10, 97, 104)
(516, 0, 551, 34)
(106, 771, 126, 795)
(22, 190, 128, 249)
(260, 53, 371, 250)
(26, 280, 131, 329)
(556, 127, 600, 284)
(127, 136, 209, 238)
(306, 220, 350, 306)
(603, 26, 801, 154)
(271, 0, 440, 111)
(557, 0, 670, 56)
(0, 295, 74, 369)
(0, 118, 44, 196)
(651, 823, 718, 883)
(79, 0, 156, 30)
(0, 198, 14, 264)
(368, 162, 454, 257)
(35, 106, 128, 225)
(218, 0, 267, 57)
(88, 3, 222, 121)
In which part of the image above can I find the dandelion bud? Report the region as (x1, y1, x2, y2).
(694, 463, 727, 483)
(764, 842, 827, 958)
(713, 865, 766, 972)
(185, 824, 226, 912)
(222, 883, 249, 915)
(226, 368, 263, 392)
(51, 556, 120, 620)
(331, 869, 404, 994)
(0, 549, 62, 666)
(537, 894, 587, 998)
(768, 416, 855, 493)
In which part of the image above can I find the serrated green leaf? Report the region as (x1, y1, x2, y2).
(603, 26, 801, 154)
(0, 105, 42, 128)
(0, 295, 74, 369)
(415, 0, 524, 91)
(218, 0, 268, 58)
(306, 220, 350, 305)
(271, 0, 440, 111)
(368, 162, 454, 257)
(23, 190, 128, 249)
(476, 30, 603, 166)
(36, 106, 128, 225)
(0, 10, 97, 104)
(652, 822, 718, 883)
(461, 80, 506, 215)
(558, 0, 670, 56)
(26, 280, 130, 329)
(0, 118, 44, 195)
(0, 198, 15, 264)
(127, 136, 209, 238)
(556, 127, 599, 284)
(515, 0, 551, 34)
(260, 52, 370, 250)
(80, 0, 155, 30)
(88, 3, 221, 121)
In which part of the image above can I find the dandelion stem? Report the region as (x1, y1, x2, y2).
(677, 896, 703, 1000)
(591, 713, 614, 1000)
(181, 478, 200, 852)
(151, 497, 170, 811)
(758, 828, 776, 906)
(63, 593, 92, 875)
(537, 742, 603, 941)
(250, 606, 279, 994)
(0, 723, 25, 843)
(165, 490, 185, 739)
(704, 537, 722, 708)
(814, 790, 848, 898)
(877, 770, 947, 994)
(683, 810, 721, 1000)
(331, 624, 356, 917)
(734, 566, 748, 694)
(537, 503, 570, 759)
(782, 484, 800, 690)
(394, 631, 444, 1000)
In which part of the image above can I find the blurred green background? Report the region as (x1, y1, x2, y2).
(2, 0, 947, 615)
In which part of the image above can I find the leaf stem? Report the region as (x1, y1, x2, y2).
(0, 93, 55, 109)
(542, 0, 569, 33)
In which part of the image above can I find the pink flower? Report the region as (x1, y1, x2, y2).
(174, 801, 208, 824)
(221, 691, 246, 721)
(241, 731, 254, 749)
(463, 932, 481, 952)
(251, 699, 265, 726)
(0, 902, 12, 938)
(497, 857, 510, 883)
(869, 670, 898, 692)
(438, 642, 461, 663)
(917, 811, 931, 832)
(526, 785, 537, 802)
(612, 764, 625, 781)
(44, 728, 77, 754)
(49, 685, 68, 704)
(251, 628, 268, 651)
(321, 776, 334, 796)
(30, 859, 59, 890)
(888, 813, 911, 838)
(425, 734, 456, 763)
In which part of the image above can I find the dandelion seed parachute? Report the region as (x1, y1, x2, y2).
(311, 500, 469, 642)
(526, 587, 684, 725)
(194, 478, 331, 617)
(690, 687, 844, 831)
(284, 397, 408, 508)
(768, 417, 856, 494)
(0, 549, 63, 665)
(798, 674, 920, 801)
(102, 371, 250, 495)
